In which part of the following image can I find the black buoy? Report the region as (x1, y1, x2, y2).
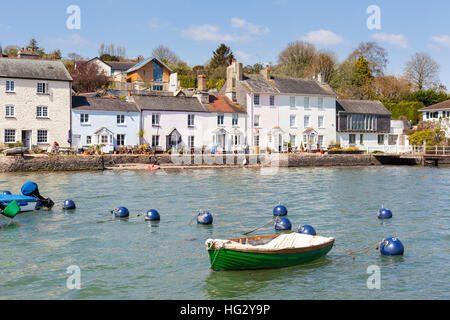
(197, 210, 213, 225)
(273, 205, 288, 217)
(63, 199, 76, 210)
(114, 207, 129, 219)
(380, 237, 404, 256)
(145, 209, 160, 221)
(275, 217, 292, 231)
(298, 225, 317, 236)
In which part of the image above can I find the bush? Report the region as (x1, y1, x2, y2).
(384, 101, 424, 125)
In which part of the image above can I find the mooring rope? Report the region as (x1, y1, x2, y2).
(242, 217, 276, 236)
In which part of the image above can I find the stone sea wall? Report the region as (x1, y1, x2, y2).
(0, 153, 406, 173)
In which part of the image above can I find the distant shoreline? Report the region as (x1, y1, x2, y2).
(0, 153, 428, 173)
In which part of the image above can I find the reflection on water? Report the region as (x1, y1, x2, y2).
(0, 167, 449, 300)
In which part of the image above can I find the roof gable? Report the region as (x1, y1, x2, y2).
(126, 57, 172, 74)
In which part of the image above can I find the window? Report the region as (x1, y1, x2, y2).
(389, 135, 398, 146)
(153, 62, 163, 82)
(217, 114, 224, 126)
(347, 114, 377, 131)
(254, 136, 260, 147)
(254, 115, 260, 127)
(378, 134, 385, 145)
(101, 135, 108, 144)
(318, 116, 324, 128)
(36, 106, 48, 118)
(152, 85, 163, 91)
(290, 134, 296, 146)
(290, 96, 295, 108)
(86, 136, 92, 145)
(188, 136, 195, 148)
(360, 134, 364, 145)
(270, 96, 275, 106)
(4, 129, 15, 143)
(6, 80, 15, 92)
(37, 130, 48, 144)
(6, 105, 15, 118)
(37, 82, 49, 94)
(117, 114, 125, 125)
(426, 112, 430, 119)
(232, 135, 240, 146)
(304, 116, 310, 127)
(290, 115, 296, 128)
(349, 134, 356, 145)
(254, 95, 260, 106)
(80, 113, 89, 124)
(117, 134, 125, 146)
(318, 97, 324, 109)
(188, 114, 195, 127)
(304, 97, 310, 109)
(232, 114, 239, 126)
(152, 135, 159, 147)
(318, 135, 324, 147)
(152, 114, 160, 126)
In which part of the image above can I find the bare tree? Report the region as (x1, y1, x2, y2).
(152, 45, 180, 65)
(277, 41, 317, 78)
(308, 51, 336, 83)
(68, 52, 83, 60)
(404, 52, 440, 90)
(348, 42, 388, 76)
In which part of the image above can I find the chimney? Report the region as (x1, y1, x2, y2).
(225, 60, 243, 95)
(260, 65, 270, 81)
(197, 74, 207, 92)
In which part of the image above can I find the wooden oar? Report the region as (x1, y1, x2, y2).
(243, 217, 276, 236)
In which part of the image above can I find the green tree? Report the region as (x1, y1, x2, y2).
(27, 38, 39, 51)
(209, 44, 234, 70)
(405, 89, 449, 107)
(351, 56, 374, 99)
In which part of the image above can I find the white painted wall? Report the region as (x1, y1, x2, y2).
(0, 78, 71, 148)
(72, 110, 140, 152)
(205, 112, 247, 152)
(247, 93, 279, 151)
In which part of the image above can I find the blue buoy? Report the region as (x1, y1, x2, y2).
(380, 237, 404, 256)
(377, 208, 393, 219)
(273, 205, 288, 217)
(21, 181, 39, 196)
(63, 199, 76, 210)
(114, 207, 129, 219)
(197, 210, 213, 225)
(145, 209, 160, 221)
(298, 225, 317, 236)
(275, 217, 292, 231)
(2, 191, 11, 195)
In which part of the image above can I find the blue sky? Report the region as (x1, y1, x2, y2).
(1, 0, 450, 89)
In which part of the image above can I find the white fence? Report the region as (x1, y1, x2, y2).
(364, 145, 450, 155)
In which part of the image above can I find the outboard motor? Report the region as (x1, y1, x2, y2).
(21, 181, 55, 209)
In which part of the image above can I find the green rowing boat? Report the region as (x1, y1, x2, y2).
(206, 233, 335, 271)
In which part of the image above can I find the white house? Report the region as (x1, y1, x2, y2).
(220, 61, 337, 152)
(71, 95, 140, 153)
(134, 94, 210, 152)
(419, 100, 450, 138)
(0, 58, 72, 149)
(75, 58, 136, 77)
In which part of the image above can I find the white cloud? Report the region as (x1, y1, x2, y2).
(45, 34, 89, 46)
(300, 30, 344, 46)
(430, 35, 450, 48)
(182, 18, 269, 42)
(231, 18, 270, 35)
(372, 33, 409, 48)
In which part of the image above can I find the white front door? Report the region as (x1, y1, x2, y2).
(72, 135, 81, 149)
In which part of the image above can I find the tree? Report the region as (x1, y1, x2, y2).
(348, 42, 388, 76)
(404, 52, 440, 90)
(68, 62, 109, 93)
(27, 38, 39, 51)
(309, 51, 336, 83)
(351, 56, 374, 99)
(373, 75, 412, 102)
(4, 46, 19, 57)
(243, 63, 265, 75)
(405, 89, 449, 106)
(277, 41, 317, 78)
(68, 52, 83, 60)
(209, 44, 234, 70)
(100, 54, 120, 62)
(152, 45, 180, 66)
(98, 42, 126, 60)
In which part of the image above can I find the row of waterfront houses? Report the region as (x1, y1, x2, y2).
(2, 56, 447, 154)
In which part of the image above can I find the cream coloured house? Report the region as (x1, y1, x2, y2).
(0, 58, 73, 148)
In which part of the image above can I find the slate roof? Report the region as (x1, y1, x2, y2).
(0, 58, 72, 81)
(133, 95, 209, 113)
(336, 100, 391, 115)
(72, 96, 139, 113)
(104, 61, 136, 71)
(206, 95, 247, 114)
(419, 99, 450, 111)
(271, 76, 336, 96)
(241, 75, 278, 93)
(126, 57, 173, 74)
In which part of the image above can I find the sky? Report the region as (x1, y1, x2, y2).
(1, 0, 450, 89)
